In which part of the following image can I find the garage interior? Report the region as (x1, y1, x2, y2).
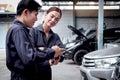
(0, 1, 120, 80)
(41, 0, 120, 49)
(0, 0, 120, 49)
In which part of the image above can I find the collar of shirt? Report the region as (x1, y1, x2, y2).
(36, 24, 54, 35)
(14, 19, 30, 32)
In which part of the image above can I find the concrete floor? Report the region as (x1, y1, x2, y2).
(0, 50, 10, 80)
(0, 50, 81, 80)
(52, 60, 81, 80)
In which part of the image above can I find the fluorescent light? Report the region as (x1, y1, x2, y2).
(75, 6, 119, 10)
(75, 6, 98, 10)
(104, 6, 119, 10)
(41, 6, 73, 10)
(41, 5, 120, 10)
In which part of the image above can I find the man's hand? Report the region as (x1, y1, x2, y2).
(50, 56, 61, 66)
(49, 57, 60, 66)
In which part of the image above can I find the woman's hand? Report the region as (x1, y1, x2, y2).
(51, 45, 65, 58)
(38, 47, 45, 51)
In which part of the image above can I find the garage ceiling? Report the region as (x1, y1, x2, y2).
(42, 0, 120, 2)
(42, 0, 120, 17)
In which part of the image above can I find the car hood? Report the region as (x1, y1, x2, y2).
(68, 25, 85, 37)
(84, 47, 120, 59)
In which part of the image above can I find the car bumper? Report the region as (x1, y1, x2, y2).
(80, 65, 114, 80)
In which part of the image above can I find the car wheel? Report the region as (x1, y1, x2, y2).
(74, 50, 88, 65)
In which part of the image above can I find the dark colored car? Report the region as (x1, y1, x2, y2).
(64, 25, 120, 65)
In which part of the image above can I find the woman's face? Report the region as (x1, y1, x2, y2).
(44, 11, 61, 28)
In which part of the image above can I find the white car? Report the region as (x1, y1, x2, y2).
(80, 45, 120, 80)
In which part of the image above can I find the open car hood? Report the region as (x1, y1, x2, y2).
(68, 25, 86, 37)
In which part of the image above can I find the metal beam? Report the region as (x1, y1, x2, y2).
(98, 0, 104, 49)
(42, 0, 120, 2)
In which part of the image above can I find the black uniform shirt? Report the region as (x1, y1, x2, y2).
(31, 24, 65, 50)
(6, 19, 55, 80)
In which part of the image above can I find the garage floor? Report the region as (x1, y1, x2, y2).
(0, 50, 81, 80)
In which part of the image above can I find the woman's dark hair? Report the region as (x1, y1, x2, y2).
(46, 7, 62, 18)
(17, 0, 41, 16)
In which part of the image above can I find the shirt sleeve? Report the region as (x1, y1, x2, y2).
(12, 29, 54, 65)
(55, 34, 65, 48)
(54, 34, 65, 62)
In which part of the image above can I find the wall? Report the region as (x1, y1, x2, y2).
(77, 18, 120, 31)
(52, 11, 74, 43)
(0, 23, 6, 49)
(51, 11, 120, 44)
(0, 23, 11, 49)
(0, 10, 120, 48)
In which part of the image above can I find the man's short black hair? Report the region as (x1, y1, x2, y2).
(17, 0, 41, 16)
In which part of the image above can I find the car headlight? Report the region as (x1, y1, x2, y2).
(104, 43, 119, 49)
(94, 57, 118, 68)
(65, 42, 76, 48)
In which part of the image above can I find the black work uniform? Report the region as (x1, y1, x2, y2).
(30, 24, 65, 80)
(6, 20, 55, 80)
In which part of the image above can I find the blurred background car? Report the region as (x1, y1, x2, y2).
(64, 25, 120, 65)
